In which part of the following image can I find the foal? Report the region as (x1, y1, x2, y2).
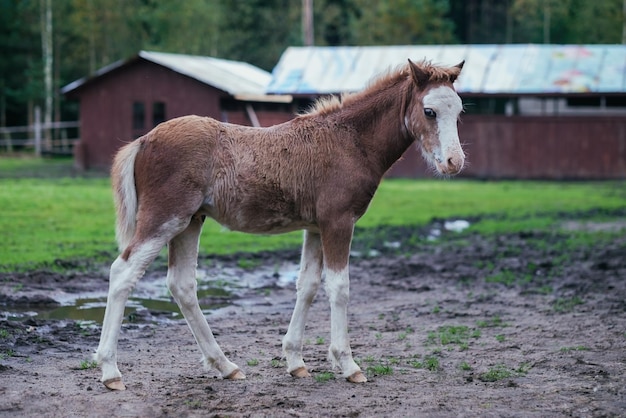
(95, 59, 465, 390)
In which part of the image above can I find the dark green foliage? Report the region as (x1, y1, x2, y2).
(1, 0, 621, 127)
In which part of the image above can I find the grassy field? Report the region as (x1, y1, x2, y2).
(1, 157, 625, 271)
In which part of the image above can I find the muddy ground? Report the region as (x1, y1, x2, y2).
(1, 218, 625, 417)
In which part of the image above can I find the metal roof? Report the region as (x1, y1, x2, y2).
(266, 45, 626, 95)
(61, 50, 277, 98)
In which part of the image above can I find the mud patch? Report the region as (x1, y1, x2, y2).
(1, 225, 625, 417)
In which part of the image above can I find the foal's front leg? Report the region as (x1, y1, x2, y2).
(283, 231, 323, 377)
(321, 220, 367, 383)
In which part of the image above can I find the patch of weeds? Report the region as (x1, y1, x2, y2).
(423, 356, 440, 371)
(560, 346, 589, 352)
(552, 296, 584, 312)
(476, 316, 506, 328)
(315, 371, 335, 383)
(536, 285, 553, 295)
(366, 363, 393, 376)
(246, 359, 259, 366)
(428, 325, 479, 350)
(79, 360, 98, 370)
(397, 332, 407, 341)
(270, 358, 284, 368)
(375, 332, 382, 340)
(363, 355, 376, 364)
(432, 305, 441, 314)
(0, 329, 9, 338)
(485, 270, 517, 287)
(410, 355, 440, 371)
(479, 364, 512, 382)
(459, 361, 472, 371)
(495, 334, 506, 343)
(315, 336, 325, 345)
(479, 363, 530, 382)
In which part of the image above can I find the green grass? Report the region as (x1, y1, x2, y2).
(314, 371, 335, 383)
(78, 359, 98, 370)
(410, 355, 440, 371)
(427, 325, 481, 349)
(366, 363, 394, 376)
(1, 157, 624, 270)
(479, 363, 531, 382)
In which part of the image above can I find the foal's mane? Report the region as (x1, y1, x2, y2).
(304, 60, 459, 117)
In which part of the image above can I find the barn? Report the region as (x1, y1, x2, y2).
(61, 51, 296, 170)
(268, 44, 626, 179)
(64, 45, 626, 179)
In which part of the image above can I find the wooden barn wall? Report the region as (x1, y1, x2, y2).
(388, 116, 626, 179)
(73, 60, 227, 170)
(222, 109, 294, 127)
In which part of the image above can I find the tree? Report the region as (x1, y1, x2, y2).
(0, 0, 43, 126)
(217, 0, 300, 70)
(351, 0, 457, 45)
(509, 0, 623, 44)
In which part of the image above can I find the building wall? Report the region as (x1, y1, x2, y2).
(73, 60, 226, 170)
(387, 115, 626, 179)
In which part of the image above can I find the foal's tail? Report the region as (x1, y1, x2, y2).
(111, 139, 141, 252)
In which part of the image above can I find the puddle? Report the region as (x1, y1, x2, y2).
(2, 261, 300, 324)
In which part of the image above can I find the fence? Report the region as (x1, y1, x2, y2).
(0, 106, 79, 156)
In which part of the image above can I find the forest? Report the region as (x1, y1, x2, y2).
(1, 0, 624, 127)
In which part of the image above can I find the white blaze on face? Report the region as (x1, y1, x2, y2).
(423, 85, 464, 174)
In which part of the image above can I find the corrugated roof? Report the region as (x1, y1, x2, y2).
(61, 51, 275, 97)
(266, 45, 626, 95)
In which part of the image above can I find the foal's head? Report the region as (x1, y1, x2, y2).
(404, 60, 465, 176)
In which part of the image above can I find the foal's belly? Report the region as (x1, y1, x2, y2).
(199, 202, 317, 235)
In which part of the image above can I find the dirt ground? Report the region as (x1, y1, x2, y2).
(1, 220, 625, 418)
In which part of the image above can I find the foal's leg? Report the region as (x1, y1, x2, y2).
(166, 215, 244, 380)
(282, 231, 323, 377)
(321, 220, 367, 383)
(95, 237, 166, 390)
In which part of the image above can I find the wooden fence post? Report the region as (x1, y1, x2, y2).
(34, 106, 42, 157)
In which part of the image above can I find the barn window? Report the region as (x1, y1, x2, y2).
(152, 102, 166, 126)
(132, 102, 145, 129)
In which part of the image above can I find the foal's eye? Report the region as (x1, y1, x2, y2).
(424, 108, 437, 118)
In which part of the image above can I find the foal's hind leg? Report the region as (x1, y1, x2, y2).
(166, 215, 243, 380)
(95, 237, 166, 390)
(282, 231, 323, 378)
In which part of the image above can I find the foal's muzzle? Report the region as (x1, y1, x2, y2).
(435, 151, 465, 175)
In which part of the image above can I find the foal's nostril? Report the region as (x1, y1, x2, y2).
(445, 154, 464, 174)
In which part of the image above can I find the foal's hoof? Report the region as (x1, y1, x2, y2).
(225, 369, 246, 380)
(290, 367, 311, 378)
(103, 377, 126, 391)
(347, 371, 367, 383)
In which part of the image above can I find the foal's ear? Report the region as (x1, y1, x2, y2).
(407, 59, 429, 88)
(449, 60, 465, 83)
